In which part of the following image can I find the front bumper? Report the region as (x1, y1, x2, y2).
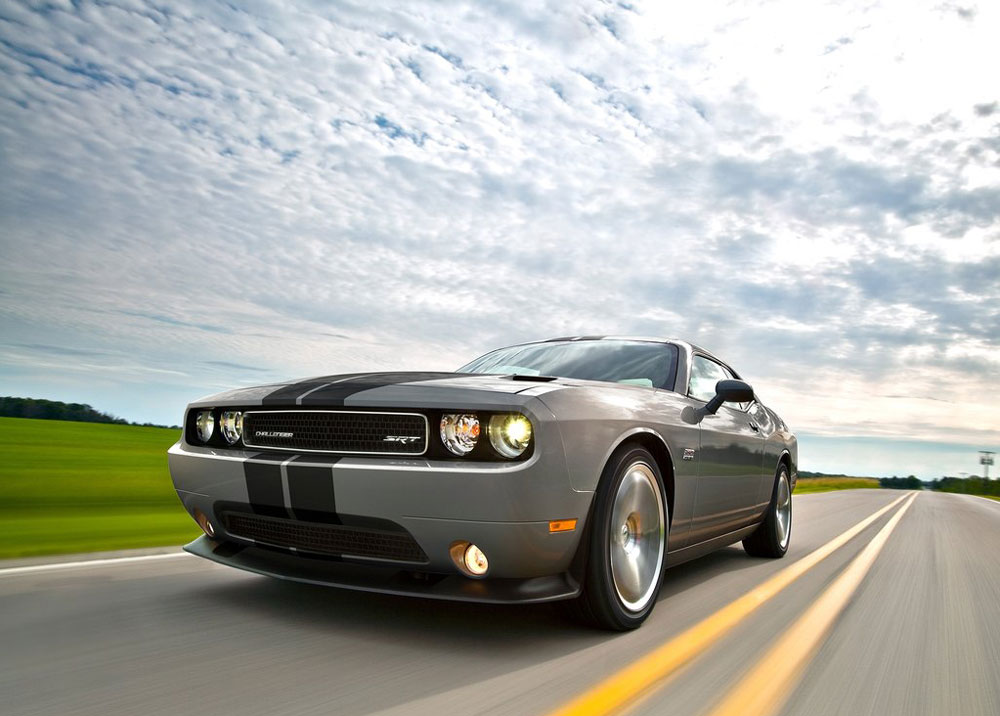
(168, 439, 593, 593)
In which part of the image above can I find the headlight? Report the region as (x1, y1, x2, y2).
(220, 410, 243, 445)
(488, 414, 532, 458)
(440, 413, 480, 456)
(195, 410, 214, 443)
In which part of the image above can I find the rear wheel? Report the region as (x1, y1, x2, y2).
(572, 444, 667, 631)
(743, 464, 792, 558)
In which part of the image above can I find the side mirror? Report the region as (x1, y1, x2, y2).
(704, 379, 754, 415)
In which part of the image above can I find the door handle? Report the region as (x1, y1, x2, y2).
(748, 421, 760, 433)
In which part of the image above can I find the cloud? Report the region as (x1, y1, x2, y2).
(0, 0, 998, 466)
(973, 101, 997, 116)
(119, 311, 233, 334)
(6, 343, 114, 359)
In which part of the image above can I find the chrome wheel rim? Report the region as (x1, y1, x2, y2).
(776, 472, 791, 550)
(609, 461, 665, 613)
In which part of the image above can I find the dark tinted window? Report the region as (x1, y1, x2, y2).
(458, 340, 678, 389)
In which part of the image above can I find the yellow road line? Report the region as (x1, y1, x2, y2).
(703, 491, 918, 716)
(546, 492, 911, 716)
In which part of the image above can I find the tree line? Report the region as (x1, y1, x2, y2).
(795, 471, 998, 497)
(0, 397, 177, 429)
(872, 474, 998, 497)
(878, 475, 924, 490)
(929, 476, 1000, 497)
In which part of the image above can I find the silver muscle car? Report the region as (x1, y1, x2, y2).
(168, 337, 797, 630)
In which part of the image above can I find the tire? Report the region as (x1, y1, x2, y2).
(743, 463, 792, 558)
(571, 444, 668, 631)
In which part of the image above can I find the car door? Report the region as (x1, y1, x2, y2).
(688, 354, 765, 543)
(745, 398, 778, 515)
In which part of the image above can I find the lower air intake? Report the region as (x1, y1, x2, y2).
(221, 511, 428, 564)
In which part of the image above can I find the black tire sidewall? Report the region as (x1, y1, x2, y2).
(764, 465, 791, 556)
(743, 463, 792, 558)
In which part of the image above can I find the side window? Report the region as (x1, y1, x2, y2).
(688, 355, 729, 402)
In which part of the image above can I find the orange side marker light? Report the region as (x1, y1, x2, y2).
(549, 519, 577, 533)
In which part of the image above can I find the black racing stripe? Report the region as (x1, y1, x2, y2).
(244, 459, 288, 518)
(260, 383, 320, 406)
(298, 372, 457, 406)
(260, 373, 372, 406)
(245, 452, 289, 463)
(287, 462, 341, 524)
(281, 453, 342, 466)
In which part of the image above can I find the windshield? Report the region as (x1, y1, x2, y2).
(458, 340, 678, 389)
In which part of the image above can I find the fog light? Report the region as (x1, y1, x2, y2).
(194, 509, 215, 538)
(463, 543, 489, 576)
(449, 540, 490, 578)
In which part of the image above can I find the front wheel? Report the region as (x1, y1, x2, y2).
(743, 464, 792, 558)
(572, 444, 667, 631)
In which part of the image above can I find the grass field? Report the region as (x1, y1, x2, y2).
(0, 417, 198, 558)
(793, 476, 881, 494)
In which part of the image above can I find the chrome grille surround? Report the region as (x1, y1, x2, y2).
(242, 410, 428, 455)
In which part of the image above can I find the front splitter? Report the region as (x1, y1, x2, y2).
(184, 535, 581, 605)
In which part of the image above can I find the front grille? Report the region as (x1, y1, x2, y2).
(242, 410, 427, 455)
(222, 511, 428, 563)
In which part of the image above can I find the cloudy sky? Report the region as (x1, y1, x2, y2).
(1, 0, 997, 478)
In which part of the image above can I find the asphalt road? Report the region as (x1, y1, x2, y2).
(2, 490, 998, 716)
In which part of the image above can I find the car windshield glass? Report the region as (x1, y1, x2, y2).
(458, 340, 678, 390)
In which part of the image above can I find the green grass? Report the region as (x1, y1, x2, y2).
(794, 476, 881, 494)
(0, 417, 199, 558)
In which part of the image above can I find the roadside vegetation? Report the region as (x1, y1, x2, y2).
(929, 476, 1000, 499)
(793, 476, 880, 494)
(0, 417, 197, 559)
(877, 475, 923, 490)
(0, 396, 178, 428)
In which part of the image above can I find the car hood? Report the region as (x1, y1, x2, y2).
(189, 371, 568, 410)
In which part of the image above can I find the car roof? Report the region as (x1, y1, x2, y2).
(513, 335, 715, 359)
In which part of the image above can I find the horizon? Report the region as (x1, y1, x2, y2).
(1, 1, 998, 481)
(0, 390, 994, 482)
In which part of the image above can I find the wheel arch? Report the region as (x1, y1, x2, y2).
(606, 428, 675, 529)
(568, 428, 676, 589)
(776, 449, 794, 490)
